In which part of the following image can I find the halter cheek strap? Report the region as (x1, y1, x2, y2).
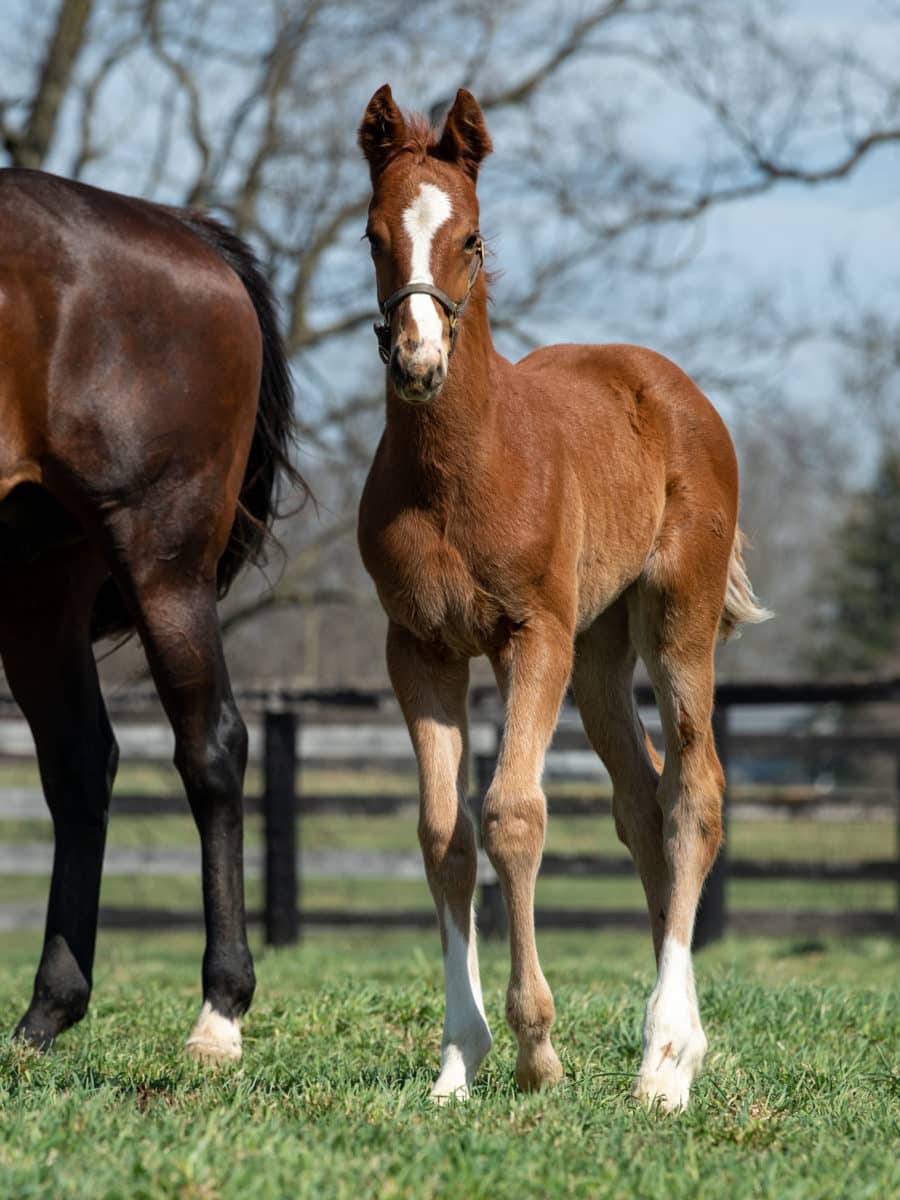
(374, 238, 484, 365)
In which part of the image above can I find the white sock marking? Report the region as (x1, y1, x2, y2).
(186, 1000, 242, 1063)
(635, 935, 707, 1112)
(401, 183, 452, 356)
(431, 903, 492, 1102)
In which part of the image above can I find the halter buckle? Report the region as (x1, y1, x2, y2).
(374, 320, 392, 364)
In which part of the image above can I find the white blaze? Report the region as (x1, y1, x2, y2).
(401, 183, 452, 351)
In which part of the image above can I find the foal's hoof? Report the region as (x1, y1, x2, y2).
(430, 1020, 493, 1105)
(431, 1082, 470, 1105)
(185, 1002, 242, 1065)
(515, 1040, 564, 1092)
(633, 1026, 707, 1113)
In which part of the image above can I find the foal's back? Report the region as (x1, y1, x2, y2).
(482, 339, 740, 629)
(511, 340, 737, 504)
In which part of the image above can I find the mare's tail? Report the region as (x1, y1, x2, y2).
(91, 212, 308, 641)
(719, 528, 773, 641)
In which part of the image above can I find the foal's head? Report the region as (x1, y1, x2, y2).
(359, 85, 492, 404)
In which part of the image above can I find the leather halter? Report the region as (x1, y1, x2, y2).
(374, 238, 485, 364)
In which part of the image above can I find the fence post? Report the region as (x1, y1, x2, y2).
(694, 700, 729, 949)
(262, 707, 299, 946)
(473, 721, 507, 939)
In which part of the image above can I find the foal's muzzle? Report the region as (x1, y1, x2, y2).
(390, 339, 447, 404)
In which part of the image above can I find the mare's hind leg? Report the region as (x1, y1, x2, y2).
(627, 574, 727, 1111)
(109, 552, 254, 1062)
(486, 616, 572, 1091)
(0, 552, 117, 1048)
(572, 598, 668, 957)
(387, 624, 491, 1101)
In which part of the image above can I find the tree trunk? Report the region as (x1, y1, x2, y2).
(12, 0, 93, 169)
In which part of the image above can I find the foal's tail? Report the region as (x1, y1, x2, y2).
(91, 211, 309, 642)
(719, 528, 773, 641)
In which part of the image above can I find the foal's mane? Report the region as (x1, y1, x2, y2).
(401, 113, 440, 161)
(392, 111, 470, 173)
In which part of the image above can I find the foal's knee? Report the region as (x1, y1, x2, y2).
(482, 787, 546, 875)
(419, 806, 477, 896)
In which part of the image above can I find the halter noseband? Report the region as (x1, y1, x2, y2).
(373, 238, 485, 365)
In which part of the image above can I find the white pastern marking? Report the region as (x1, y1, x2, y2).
(401, 183, 452, 354)
(431, 904, 492, 1102)
(186, 1000, 242, 1064)
(635, 936, 707, 1112)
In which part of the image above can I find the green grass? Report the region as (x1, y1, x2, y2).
(0, 930, 896, 1199)
(1, 766, 896, 1194)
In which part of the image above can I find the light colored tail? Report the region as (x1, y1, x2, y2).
(719, 528, 773, 640)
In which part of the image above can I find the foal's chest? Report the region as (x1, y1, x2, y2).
(360, 505, 513, 657)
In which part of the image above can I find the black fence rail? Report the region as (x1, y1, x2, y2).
(254, 676, 900, 945)
(0, 679, 898, 944)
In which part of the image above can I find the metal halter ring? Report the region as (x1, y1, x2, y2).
(374, 238, 484, 364)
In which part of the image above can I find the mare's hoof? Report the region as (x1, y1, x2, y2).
(185, 1001, 242, 1065)
(12, 1013, 57, 1053)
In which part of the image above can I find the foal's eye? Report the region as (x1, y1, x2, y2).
(363, 230, 384, 255)
(463, 232, 480, 252)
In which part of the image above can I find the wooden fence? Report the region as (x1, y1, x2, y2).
(0, 679, 897, 945)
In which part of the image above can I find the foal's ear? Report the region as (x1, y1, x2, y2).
(436, 89, 493, 180)
(359, 84, 408, 181)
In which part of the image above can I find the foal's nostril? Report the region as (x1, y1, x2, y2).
(389, 349, 405, 392)
(423, 363, 445, 392)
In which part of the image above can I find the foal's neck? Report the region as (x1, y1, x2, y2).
(384, 296, 499, 492)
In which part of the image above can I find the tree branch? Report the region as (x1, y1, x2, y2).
(8, 0, 93, 168)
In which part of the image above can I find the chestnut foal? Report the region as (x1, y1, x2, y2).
(357, 85, 770, 1110)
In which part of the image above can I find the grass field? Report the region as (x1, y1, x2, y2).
(0, 929, 897, 1199)
(1, 757, 897, 1197)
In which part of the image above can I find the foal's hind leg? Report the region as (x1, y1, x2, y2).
(486, 616, 572, 1091)
(387, 624, 491, 1101)
(0, 553, 117, 1049)
(572, 599, 668, 957)
(627, 577, 727, 1111)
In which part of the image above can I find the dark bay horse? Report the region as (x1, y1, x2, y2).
(357, 86, 770, 1110)
(0, 169, 304, 1060)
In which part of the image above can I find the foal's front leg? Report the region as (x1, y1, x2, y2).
(486, 617, 572, 1091)
(387, 624, 492, 1101)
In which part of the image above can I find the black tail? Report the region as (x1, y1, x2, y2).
(91, 211, 308, 642)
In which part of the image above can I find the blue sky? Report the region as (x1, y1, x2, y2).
(3, 0, 898, 428)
